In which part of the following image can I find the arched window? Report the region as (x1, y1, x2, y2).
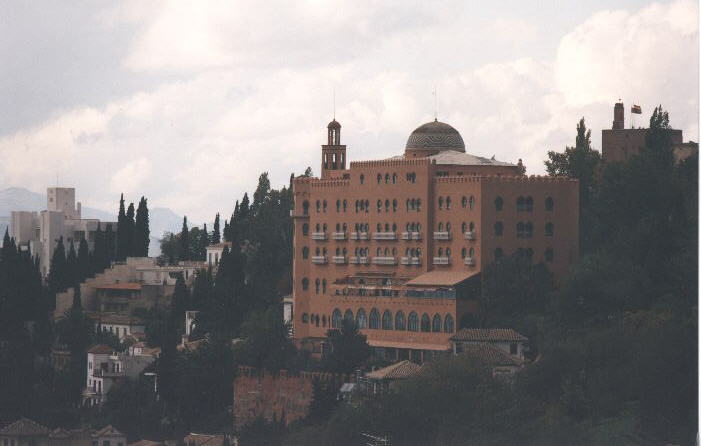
(315, 247, 320, 256)
(429, 314, 441, 333)
(444, 314, 454, 333)
(360, 174, 365, 184)
(315, 278, 320, 294)
(382, 310, 393, 330)
(545, 197, 554, 211)
(385, 200, 390, 212)
(316, 200, 321, 213)
(438, 197, 444, 210)
(516, 196, 525, 212)
(438, 222, 443, 231)
(377, 200, 382, 212)
(377, 173, 382, 184)
(302, 313, 309, 323)
(302, 246, 309, 259)
(461, 222, 467, 233)
(545, 248, 554, 262)
(545, 222, 554, 237)
(469, 247, 474, 258)
(336, 200, 340, 212)
(446, 222, 451, 232)
(332, 309, 342, 328)
(495, 248, 503, 260)
(356, 308, 368, 329)
(343, 200, 347, 212)
(322, 279, 327, 293)
(302, 223, 309, 235)
(408, 312, 419, 331)
(461, 247, 467, 258)
(495, 196, 503, 211)
(420, 313, 431, 332)
(461, 196, 467, 208)
(446, 197, 452, 210)
(469, 196, 475, 209)
(525, 196, 534, 212)
(446, 247, 451, 257)
(369, 308, 380, 329)
(395, 311, 406, 330)
(385, 173, 390, 184)
(494, 221, 503, 236)
(392, 199, 397, 212)
(517, 222, 525, 238)
(344, 309, 354, 322)
(392, 173, 397, 184)
(302, 200, 309, 215)
(525, 222, 533, 238)
(302, 278, 309, 290)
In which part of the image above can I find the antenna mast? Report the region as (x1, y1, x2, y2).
(433, 86, 438, 121)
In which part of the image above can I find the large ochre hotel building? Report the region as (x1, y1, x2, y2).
(290, 118, 579, 362)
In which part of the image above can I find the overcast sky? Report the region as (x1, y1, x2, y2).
(0, 0, 697, 222)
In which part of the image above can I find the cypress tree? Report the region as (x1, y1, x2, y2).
(117, 193, 127, 260)
(77, 238, 90, 282)
(134, 196, 150, 257)
(105, 224, 116, 266)
(239, 193, 250, 221)
(199, 224, 209, 260)
(179, 217, 190, 261)
(48, 237, 68, 296)
(212, 213, 221, 244)
(66, 241, 78, 286)
(126, 202, 136, 257)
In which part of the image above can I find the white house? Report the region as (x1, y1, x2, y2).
(92, 314, 146, 340)
(206, 242, 232, 267)
(449, 328, 528, 377)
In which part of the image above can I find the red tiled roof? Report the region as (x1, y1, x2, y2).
(365, 360, 422, 380)
(92, 425, 124, 438)
(0, 418, 50, 436)
(87, 344, 114, 354)
(95, 283, 142, 290)
(459, 343, 524, 367)
(450, 328, 527, 342)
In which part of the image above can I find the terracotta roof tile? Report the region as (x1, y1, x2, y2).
(0, 418, 50, 436)
(450, 328, 527, 342)
(87, 344, 114, 354)
(405, 270, 479, 287)
(459, 343, 524, 367)
(365, 360, 422, 380)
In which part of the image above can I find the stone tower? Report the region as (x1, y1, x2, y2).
(320, 120, 346, 179)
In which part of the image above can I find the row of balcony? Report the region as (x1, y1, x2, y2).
(310, 231, 477, 241)
(311, 255, 476, 266)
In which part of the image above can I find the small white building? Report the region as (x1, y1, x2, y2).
(82, 343, 157, 407)
(449, 328, 528, 377)
(91, 313, 146, 340)
(206, 242, 232, 267)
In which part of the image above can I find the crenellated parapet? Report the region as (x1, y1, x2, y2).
(350, 157, 430, 168)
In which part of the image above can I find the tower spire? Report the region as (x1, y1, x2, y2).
(333, 88, 336, 120)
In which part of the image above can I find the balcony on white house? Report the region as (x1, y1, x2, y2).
(332, 232, 347, 240)
(464, 231, 476, 241)
(350, 232, 370, 241)
(401, 256, 422, 265)
(433, 232, 451, 241)
(373, 256, 397, 265)
(311, 256, 327, 264)
(373, 232, 397, 241)
(311, 232, 327, 240)
(332, 256, 347, 264)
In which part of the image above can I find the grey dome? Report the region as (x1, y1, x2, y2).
(405, 120, 465, 153)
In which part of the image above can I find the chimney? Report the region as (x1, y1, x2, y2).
(613, 102, 624, 130)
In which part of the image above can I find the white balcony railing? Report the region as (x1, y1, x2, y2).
(464, 257, 476, 266)
(373, 232, 397, 240)
(433, 256, 451, 265)
(311, 232, 327, 240)
(373, 256, 397, 265)
(349, 256, 360, 264)
(311, 256, 327, 264)
(401, 231, 422, 240)
(332, 232, 347, 240)
(332, 256, 347, 264)
(358, 256, 370, 264)
(464, 231, 476, 241)
(350, 232, 369, 241)
(433, 232, 451, 241)
(401, 256, 422, 265)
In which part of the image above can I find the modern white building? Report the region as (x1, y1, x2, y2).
(10, 187, 117, 276)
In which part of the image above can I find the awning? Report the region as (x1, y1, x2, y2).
(404, 270, 479, 287)
(367, 339, 450, 351)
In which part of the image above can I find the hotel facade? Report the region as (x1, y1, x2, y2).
(291, 119, 579, 361)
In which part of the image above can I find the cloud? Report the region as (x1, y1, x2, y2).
(0, 0, 697, 223)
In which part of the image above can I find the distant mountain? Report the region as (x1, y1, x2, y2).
(0, 187, 187, 256)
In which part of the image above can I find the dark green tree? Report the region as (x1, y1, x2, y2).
(323, 318, 370, 374)
(134, 196, 150, 257)
(116, 193, 127, 260)
(77, 237, 91, 282)
(179, 217, 190, 261)
(47, 237, 68, 296)
(212, 213, 221, 244)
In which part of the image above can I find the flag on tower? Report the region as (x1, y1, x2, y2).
(631, 105, 642, 114)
